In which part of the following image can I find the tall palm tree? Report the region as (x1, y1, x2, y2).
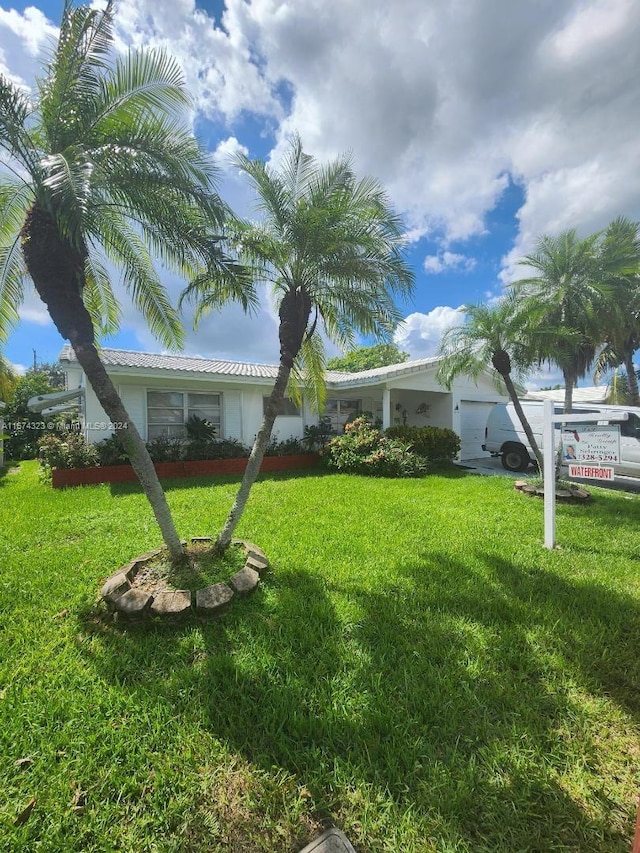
(183, 137, 414, 551)
(593, 217, 640, 405)
(0, 2, 237, 560)
(437, 296, 545, 471)
(509, 230, 605, 413)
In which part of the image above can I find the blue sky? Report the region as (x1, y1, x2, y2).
(1, 0, 639, 388)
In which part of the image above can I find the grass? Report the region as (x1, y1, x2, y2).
(133, 541, 248, 594)
(1, 460, 639, 852)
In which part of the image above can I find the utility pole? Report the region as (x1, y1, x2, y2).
(32, 349, 37, 372)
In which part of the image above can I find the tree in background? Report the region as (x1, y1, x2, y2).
(437, 297, 546, 471)
(327, 343, 409, 372)
(2, 371, 65, 459)
(510, 229, 608, 413)
(0, 352, 18, 403)
(0, 2, 242, 561)
(592, 217, 640, 406)
(183, 136, 414, 551)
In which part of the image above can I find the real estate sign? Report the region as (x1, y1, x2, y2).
(561, 424, 620, 464)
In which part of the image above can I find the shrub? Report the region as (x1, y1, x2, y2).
(145, 435, 183, 463)
(325, 417, 427, 478)
(385, 425, 461, 461)
(95, 433, 131, 466)
(38, 433, 100, 478)
(264, 435, 306, 456)
(302, 418, 333, 451)
(200, 438, 250, 460)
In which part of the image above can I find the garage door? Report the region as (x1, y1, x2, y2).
(459, 401, 496, 460)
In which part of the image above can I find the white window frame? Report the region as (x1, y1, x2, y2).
(263, 396, 301, 417)
(324, 398, 362, 433)
(146, 390, 222, 439)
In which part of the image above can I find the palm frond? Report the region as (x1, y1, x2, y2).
(83, 251, 120, 337)
(289, 331, 327, 414)
(0, 178, 32, 341)
(92, 48, 190, 134)
(0, 76, 39, 172)
(97, 215, 184, 349)
(38, 2, 114, 150)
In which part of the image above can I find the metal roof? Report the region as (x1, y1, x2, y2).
(59, 345, 442, 387)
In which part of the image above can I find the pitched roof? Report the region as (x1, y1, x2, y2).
(59, 345, 442, 387)
(524, 386, 610, 404)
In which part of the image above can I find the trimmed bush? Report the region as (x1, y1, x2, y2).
(264, 435, 306, 456)
(325, 417, 427, 478)
(95, 434, 130, 466)
(385, 425, 461, 461)
(38, 432, 100, 478)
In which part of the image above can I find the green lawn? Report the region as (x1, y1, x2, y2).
(1, 461, 639, 852)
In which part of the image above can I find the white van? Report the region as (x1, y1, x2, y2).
(482, 401, 640, 475)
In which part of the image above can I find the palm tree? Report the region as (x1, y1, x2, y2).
(436, 296, 544, 471)
(183, 137, 414, 551)
(0, 2, 237, 560)
(0, 351, 17, 402)
(593, 217, 640, 405)
(510, 230, 606, 413)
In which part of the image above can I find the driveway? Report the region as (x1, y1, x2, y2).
(458, 456, 640, 493)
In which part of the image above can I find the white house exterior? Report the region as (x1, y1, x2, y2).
(59, 346, 511, 460)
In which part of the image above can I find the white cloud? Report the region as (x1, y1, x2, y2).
(423, 251, 476, 275)
(18, 296, 51, 326)
(213, 136, 249, 166)
(394, 307, 464, 359)
(8, 361, 26, 375)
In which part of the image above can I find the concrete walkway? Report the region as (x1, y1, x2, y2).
(457, 456, 640, 493)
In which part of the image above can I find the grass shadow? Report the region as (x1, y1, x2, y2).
(77, 550, 638, 851)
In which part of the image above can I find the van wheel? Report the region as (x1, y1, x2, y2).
(502, 446, 530, 472)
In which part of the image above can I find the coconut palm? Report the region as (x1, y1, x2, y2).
(509, 230, 606, 413)
(593, 217, 640, 405)
(0, 2, 238, 560)
(183, 136, 414, 551)
(437, 296, 545, 471)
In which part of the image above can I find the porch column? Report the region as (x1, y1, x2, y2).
(382, 387, 391, 430)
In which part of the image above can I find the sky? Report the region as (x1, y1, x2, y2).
(1, 0, 639, 388)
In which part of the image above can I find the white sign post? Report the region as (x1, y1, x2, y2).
(542, 399, 627, 549)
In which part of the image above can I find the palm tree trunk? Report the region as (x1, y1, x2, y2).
(216, 360, 292, 552)
(502, 372, 544, 469)
(71, 338, 185, 561)
(625, 354, 640, 406)
(21, 207, 184, 561)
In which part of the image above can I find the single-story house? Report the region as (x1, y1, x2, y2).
(59, 346, 511, 460)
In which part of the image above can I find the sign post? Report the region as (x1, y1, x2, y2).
(542, 400, 627, 549)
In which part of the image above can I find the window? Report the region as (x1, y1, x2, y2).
(324, 398, 361, 432)
(621, 412, 640, 439)
(263, 396, 301, 417)
(147, 391, 221, 439)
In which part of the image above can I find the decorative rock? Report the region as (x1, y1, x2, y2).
(246, 553, 269, 574)
(101, 572, 131, 603)
(191, 536, 212, 544)
(134, 548, 163, 562)
(298, 828, 357, 853)
(514, 480, 527, 491)
(150, 590, 192, 618)
(239, 540, 267, 560)
(114, 588, 153, 617)
(230, 566, 260, 595)
(196, 583, 234, 615)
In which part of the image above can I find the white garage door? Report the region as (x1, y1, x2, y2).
(459, 401, 496, 460)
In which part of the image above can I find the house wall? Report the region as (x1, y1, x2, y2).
(78, 372, 305, 446)
(67, 359, 510, 458)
